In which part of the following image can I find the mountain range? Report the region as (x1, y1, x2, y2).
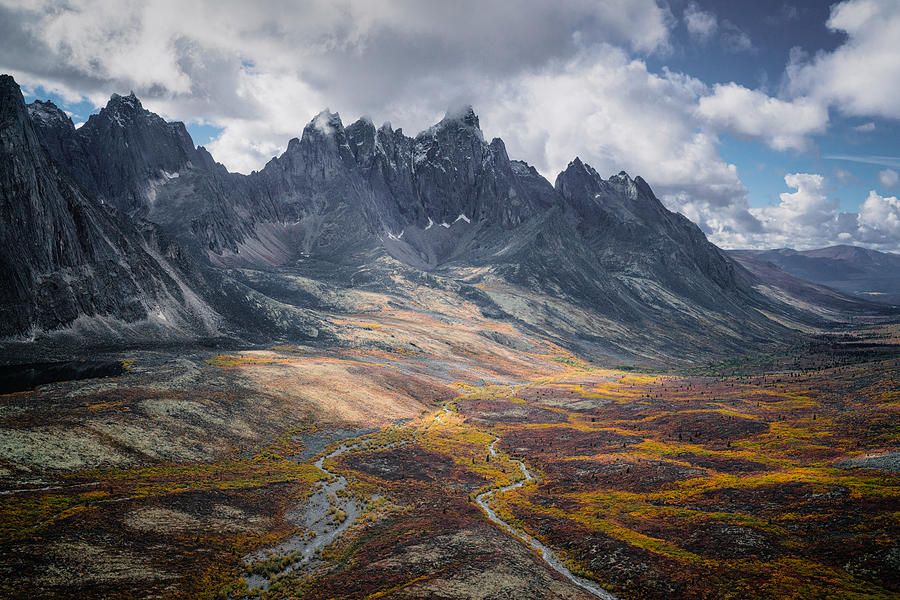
(1, 74, 895, 363)
(729, 246, 900, 305)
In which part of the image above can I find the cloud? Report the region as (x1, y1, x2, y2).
(684, 2, 717, 43)
(475, 46, 759, 244)
(834, 167, 856, 184)
(682, 5, 753, 54)
(696, 83, 828, 151)
(0, 0, 673, 163)
(853, 122, 875, 132)
(752, 173, 837, 232)
(878, 168, 899, 190)
(824, 155, 900, 169)
(786, 0, 900, 120)
(719, 20, 755, 54)
(857, 190, 900, 243)
(765, 4, 800, 26)
(0, 0, 759, 245)
(717, 172, 900, 252)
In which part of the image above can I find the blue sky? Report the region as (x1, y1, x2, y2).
(5, 0, 900, 250)
(647, 0, 897, 213)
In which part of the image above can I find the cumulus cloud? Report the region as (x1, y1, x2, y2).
(751, 174, 838, 238)
(684, 3, 717, 43)
(853, 122, 875, 132)
(720, 173, 900, 251)
(1, 0, 759, 240)
(476, 46, 764, 244)
(696, 83, 828, 151)
(878, 168, 899, 190)
(786, 0, 900, 120)
(857, 191, 900, 243)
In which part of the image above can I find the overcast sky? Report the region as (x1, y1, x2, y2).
(2, 0, 899, 251)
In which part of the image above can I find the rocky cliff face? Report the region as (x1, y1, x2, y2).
(31, 92, 206, 215)
(0, 75, 219, 339)
(553, 158, 738, 300)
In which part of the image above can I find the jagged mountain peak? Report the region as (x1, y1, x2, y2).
(442, 104, 479, 128)
(1, 76, 41, 162)
(84, 91, 155, 132)
(346, 115, 375, 134)
(560, 156, 602, 180)
(26, 99, 73, 130)
(555, 157, 604, 195)
(308, 109, 344, 136)
(23, 86, 203, 215)
(0, 75, 27, 122)
(0, 73, 20, 99)
(103, 91, 146, 115)
(3, 71, 884, 360)
(109, 90, 139, 104)
(0, 74, 219, 339)
(607, 170, 640, 199)
(418, 104, 484, 142)
(556, 159, 659, 209)
(295, 110, 354, 157)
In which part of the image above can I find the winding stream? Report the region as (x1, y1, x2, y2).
(245, 409, 618, 598)
(244, 440, 367, 591)
(475, 439, 619, 600)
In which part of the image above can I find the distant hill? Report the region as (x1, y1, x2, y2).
(729, 246, 900, 304)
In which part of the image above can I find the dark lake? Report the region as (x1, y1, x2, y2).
(0, 360, 124, 394)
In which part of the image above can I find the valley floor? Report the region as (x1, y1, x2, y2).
(0, 322, 897, 599)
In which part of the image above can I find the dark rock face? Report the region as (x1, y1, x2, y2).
(409, 107, 552, 228)
(26, 91, 248, 258)
(0, 75, 217, 338)
(40, 92, 204, 214)
(552, 158, 739, 303)
(243, 111, 379, 261)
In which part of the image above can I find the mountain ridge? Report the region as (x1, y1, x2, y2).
(729, 246, 900, 305)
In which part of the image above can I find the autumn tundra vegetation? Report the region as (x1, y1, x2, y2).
(0, 319, 896, 599)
